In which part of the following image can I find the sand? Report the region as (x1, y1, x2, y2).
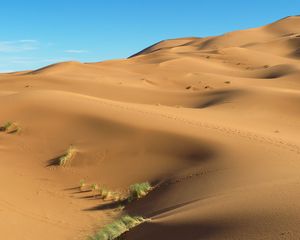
(0, 16, 300, 240)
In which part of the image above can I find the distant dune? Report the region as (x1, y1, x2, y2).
(0, 16, 300, 240)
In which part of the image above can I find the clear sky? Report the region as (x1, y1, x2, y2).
(0, 0, 299, 72)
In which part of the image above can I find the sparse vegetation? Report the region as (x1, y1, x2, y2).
(88, 215, 147, 240)
(0, 122, 12, 131)
(97, 188, 123, 201)
(128, 182, 152, 202)
(59, 145, 76, 166)
(91, 183, 99, 191)
(115, 204, 125, 212)
(75, 181, 152, 238)
(81, 181, 124, 201)
(77, 180, 152, 208)
(0, 121, 20, 133)
(99, 188, 111, 199)
(91, 183, 100, 197)
(79, 179, 86, 191)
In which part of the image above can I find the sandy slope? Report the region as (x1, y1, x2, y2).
(0, 16, 300, 240)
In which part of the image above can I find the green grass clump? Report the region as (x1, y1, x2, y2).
(128, 182, 152, 202)
(0, 122, 20, 133)
(88, 215, 146, 240)
(59, 145, 75, 166)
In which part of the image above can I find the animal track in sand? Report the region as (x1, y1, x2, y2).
(89, 97, 300, 156)
(0, 197, 78, 230)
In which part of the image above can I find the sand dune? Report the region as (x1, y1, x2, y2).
(0, 16, 300, 240)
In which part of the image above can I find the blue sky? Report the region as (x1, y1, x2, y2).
(0, 0, 299, 72)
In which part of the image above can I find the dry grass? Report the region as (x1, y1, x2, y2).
(79, 179, 86, 191)
(0, 122, 20, 134)
(88, 215, 147, 240)
(97, 188, 123, 201)
(59, 145, 76, 166)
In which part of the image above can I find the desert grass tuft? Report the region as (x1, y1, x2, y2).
(97, 188, 123, 201)
(88, 215, 146, 240)
(87, 183, 123, 201)
(0, 121, 21, 134)
(91, 183, 99, 191)
(59, 145, 76, 166)
(128, 182, 152, 202)
(79, 179, 86, 191)
(90, 183, 99, 197)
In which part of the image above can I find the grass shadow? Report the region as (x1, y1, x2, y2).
(63, 186, 80, 191)
(77, 195, 102, 200)
(46, 156, 61, 167)
(83, 199, 127, 211)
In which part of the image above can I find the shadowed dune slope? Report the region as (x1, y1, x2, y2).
(0, 16, 300, 240)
